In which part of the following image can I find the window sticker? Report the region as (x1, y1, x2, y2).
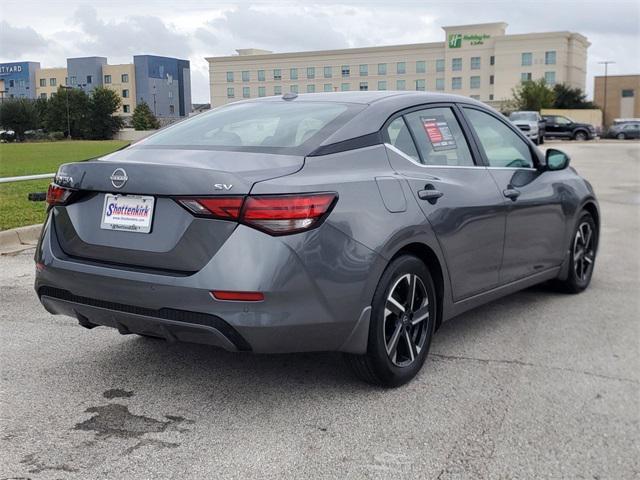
(421, 115, 457, 151)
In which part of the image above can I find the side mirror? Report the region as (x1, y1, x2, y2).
(545, 148, 570, 171)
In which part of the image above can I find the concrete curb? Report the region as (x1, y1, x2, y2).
(0, 224, 42, 255)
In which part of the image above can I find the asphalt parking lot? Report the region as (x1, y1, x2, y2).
(1, 141, 638, 479)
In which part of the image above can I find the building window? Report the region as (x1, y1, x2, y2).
(122, 89, 129, 98)
(521, 72, 532, 82)
(470, 76, 481, 89)
(545, 51, 556, 65)
(273, 69, 282, 81)
(258, 70, 265, 81)
(416, 60, 426, 74)
(307, 67, 315, 79)
(490, 56, 495, 66)
(436, 78, 444, 91)
(359, 64, 368, 76)
(70, 76, 76, 85)
(452, 77, 462, 90)
(65, 77, 68, 85)
(622, 89, 635, 97)
(396, 79, 406, 90)
(544, 71, 556, 85)
(169, 105, 175, 115)
(227, 87, 234, 98)
(121, 73, 129, 83)
(39, 78, 46, 87)
(341, 65, 350, 77)
(416, 79, 425, 91)
(378, 80, 387, 90)
(243, 86, 250, 98)
(397, 62, 406, 74)
(168, 90, 173, 99)
(436, 59, 445, 72)
(490, 75, 494, 85)
(489, 94, 494, 100)
(470, 57, 481, 70)
(307, 84, 316, 93)
(324, 83, 332, 92)
(324, 66, 332, 78)
(290, 68, 298, 80)
(290, 84, 298, 93)
(341, 83, 350, 91)
(86, 75, 92, 84)
(378, 63, 387, 75)
(359, 82, 368, 91)
(242, 70, 250, 82)
(123, 105, 130, 113)
(274, 85, 282, 95)
(104, 75, 111, 84)
(226, 71, 234, 82)
(9, 80, 14, 87)
(521, 52, 532, 66)
(258, 86, 266, 97)
(40, 93, 47, 99)
(452, 58, 462, 71)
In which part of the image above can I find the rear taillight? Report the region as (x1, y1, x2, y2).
(242, 193, 337, 234)
(175, 193, 337, 235)
(46, 183, 74, 207)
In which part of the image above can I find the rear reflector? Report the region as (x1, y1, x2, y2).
(46, 183, 74, 207)
(211, 290, 264, 302)
(176, 192, 337, 235)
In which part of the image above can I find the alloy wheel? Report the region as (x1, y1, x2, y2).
(383, 273, 430, 367)
(573, 222, 595, 282)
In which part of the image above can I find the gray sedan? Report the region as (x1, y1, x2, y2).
(35, 91, 599, 387)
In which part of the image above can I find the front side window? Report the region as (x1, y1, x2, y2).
(226, 71, 234, 82)
(436, 59, 445, 72)
(397, 62, 406, 74)
(242, 71, 250, 82)
(404, 107, 475, 166)
(386, 117, 419, 161)
(359, 64, 368, 76)
(378, 63, 387, 75)
(545, 51, 556, 65)
(452, 58, 462, 71)
(416, 60, 426, 74)
(290, 68, 298, 80)
(470, 57, 481, 70)
(464, 107, 534, 168)
(521, 52, 532, 66)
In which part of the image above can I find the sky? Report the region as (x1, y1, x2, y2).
(1, 0, 639, 103)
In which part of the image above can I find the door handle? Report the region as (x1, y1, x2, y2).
(503, 188, 521, 200)
(418, 184, 444, 204)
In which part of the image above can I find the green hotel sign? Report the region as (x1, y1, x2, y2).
(448, 33, 491, 48)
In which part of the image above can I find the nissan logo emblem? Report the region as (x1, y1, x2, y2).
(110, 168, 128, 189)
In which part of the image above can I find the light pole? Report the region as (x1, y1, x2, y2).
(598, 61, 615, 129)
(152, 85, 157, 116)
(60, 86, 72, 140)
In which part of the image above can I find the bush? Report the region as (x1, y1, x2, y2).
(48, 131, 65, 141)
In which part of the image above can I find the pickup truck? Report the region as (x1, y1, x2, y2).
(542, 115, 596, 141)
(508, 111, 546, 145)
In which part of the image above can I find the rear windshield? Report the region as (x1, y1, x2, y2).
(509, 112, 537, 121)
(138, 101, 362, 155)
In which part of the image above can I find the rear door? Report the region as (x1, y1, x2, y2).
(384, 104, 506, 301)
(461, 106, 567, 283)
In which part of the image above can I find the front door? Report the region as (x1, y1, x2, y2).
(461, 106, 567, 284)
(383, 105, 506, 301)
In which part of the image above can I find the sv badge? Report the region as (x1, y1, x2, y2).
(214, 184, 233, 190)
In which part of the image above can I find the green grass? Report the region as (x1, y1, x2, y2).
(0, 140, 129, 230)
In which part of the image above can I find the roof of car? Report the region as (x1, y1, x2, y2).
(251, 90, 482, 106)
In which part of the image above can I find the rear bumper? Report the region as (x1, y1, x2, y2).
(35, 214, 382, 354)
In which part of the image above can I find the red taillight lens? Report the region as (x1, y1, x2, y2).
(211, 290, 264, 302)
(46, 183, 74, 207)
(177, 196, 244, 220)
(242, 193, 337, 234)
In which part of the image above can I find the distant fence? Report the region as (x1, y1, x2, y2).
(0, 173, 55, 184)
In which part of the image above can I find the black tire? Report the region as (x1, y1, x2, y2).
(534, 137, 540, 145)
(554, 211, 598, 293)
(539, 135, 545, 145)
(573, 130, 588, 141)
(616, 133, 626, 140)
(345, 255, 436, 387)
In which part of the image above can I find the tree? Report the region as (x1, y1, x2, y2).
(46, 87, 90, 138)
(86, 87, 124, 140)
(511, 78, 555, 111)
(132, 101, 160, 130)
(34, 97, 49, 130)
(0, 98, 39, 140)
(553, 84, 596, 109)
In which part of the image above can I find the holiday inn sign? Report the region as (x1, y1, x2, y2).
(448, 33, 491, 48)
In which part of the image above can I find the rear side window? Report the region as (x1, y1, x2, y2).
(404, 107, 474, 166)
(464, 108, 534, 168)
(386, 117, 419, 161)
(141, 101, 359, 154)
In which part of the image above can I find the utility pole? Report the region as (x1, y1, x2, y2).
(60, 86, 73, 140)
(152, 85, 157, 116)
(598, 61, 615, 129)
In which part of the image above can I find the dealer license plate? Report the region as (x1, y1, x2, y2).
(100, 194, 155, 234)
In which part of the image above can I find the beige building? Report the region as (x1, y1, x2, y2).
(207, 22, 589, 108)
(102, 64, 136, 115)
(35, 67, 68, 99)
(594, 74, 639, 127)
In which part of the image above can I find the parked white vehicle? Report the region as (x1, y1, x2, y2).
(509, 111, 545, 145)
